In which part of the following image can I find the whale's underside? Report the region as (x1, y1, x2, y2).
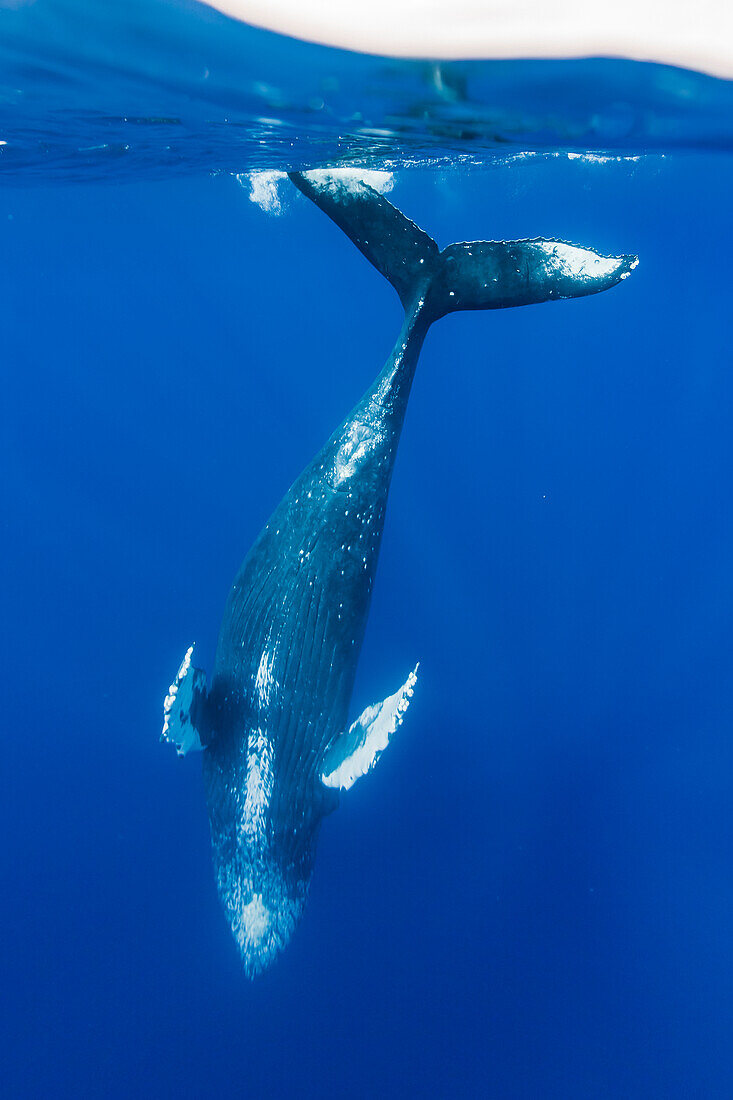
(161, 170, 637, 975)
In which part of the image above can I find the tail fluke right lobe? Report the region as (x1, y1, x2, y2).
(426, 239, 638, 320)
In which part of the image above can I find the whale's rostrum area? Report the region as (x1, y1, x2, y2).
(161, 170, 637, 975)
(208, 723, 307, 975)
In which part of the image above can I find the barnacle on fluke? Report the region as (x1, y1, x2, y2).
(161, 170, 637, 975)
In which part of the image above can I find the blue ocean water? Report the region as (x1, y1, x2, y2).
(3, 2, 733, 1098)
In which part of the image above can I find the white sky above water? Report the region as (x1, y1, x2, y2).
(200, 0, 733, 79)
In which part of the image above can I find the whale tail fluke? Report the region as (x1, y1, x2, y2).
(289, 170, 637, 323)
(161, 645, 209, 757)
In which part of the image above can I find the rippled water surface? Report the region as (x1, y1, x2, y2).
(2, 0, 733, 180)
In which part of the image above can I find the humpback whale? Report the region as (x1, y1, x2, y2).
(162, 170, 637, 975)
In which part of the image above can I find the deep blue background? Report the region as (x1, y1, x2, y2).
(3, 154, 733, 1097)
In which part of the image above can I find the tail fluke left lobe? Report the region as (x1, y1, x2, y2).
(288, 170, 438, 310)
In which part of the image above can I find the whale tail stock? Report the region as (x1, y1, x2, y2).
(288, 170, 637, 324)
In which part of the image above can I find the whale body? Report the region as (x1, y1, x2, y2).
(162, 170, 637, 975)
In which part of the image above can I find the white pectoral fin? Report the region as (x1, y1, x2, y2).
(321, 664, 419, 791)
(161, 645, 209, 757)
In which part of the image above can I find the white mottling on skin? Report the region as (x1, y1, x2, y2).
(241, 727, 275, 842)
(255, 643, 277, 707)
(334, 417, 384, 486)
(218, 857, 305, 977)
(241, 894, 271, 945)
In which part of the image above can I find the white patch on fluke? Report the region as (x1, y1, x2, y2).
(322, 664, 419, 790)
(547, 240, 623, 281)
(304, 167, 394, 194)
(241, 166, 394, 217)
